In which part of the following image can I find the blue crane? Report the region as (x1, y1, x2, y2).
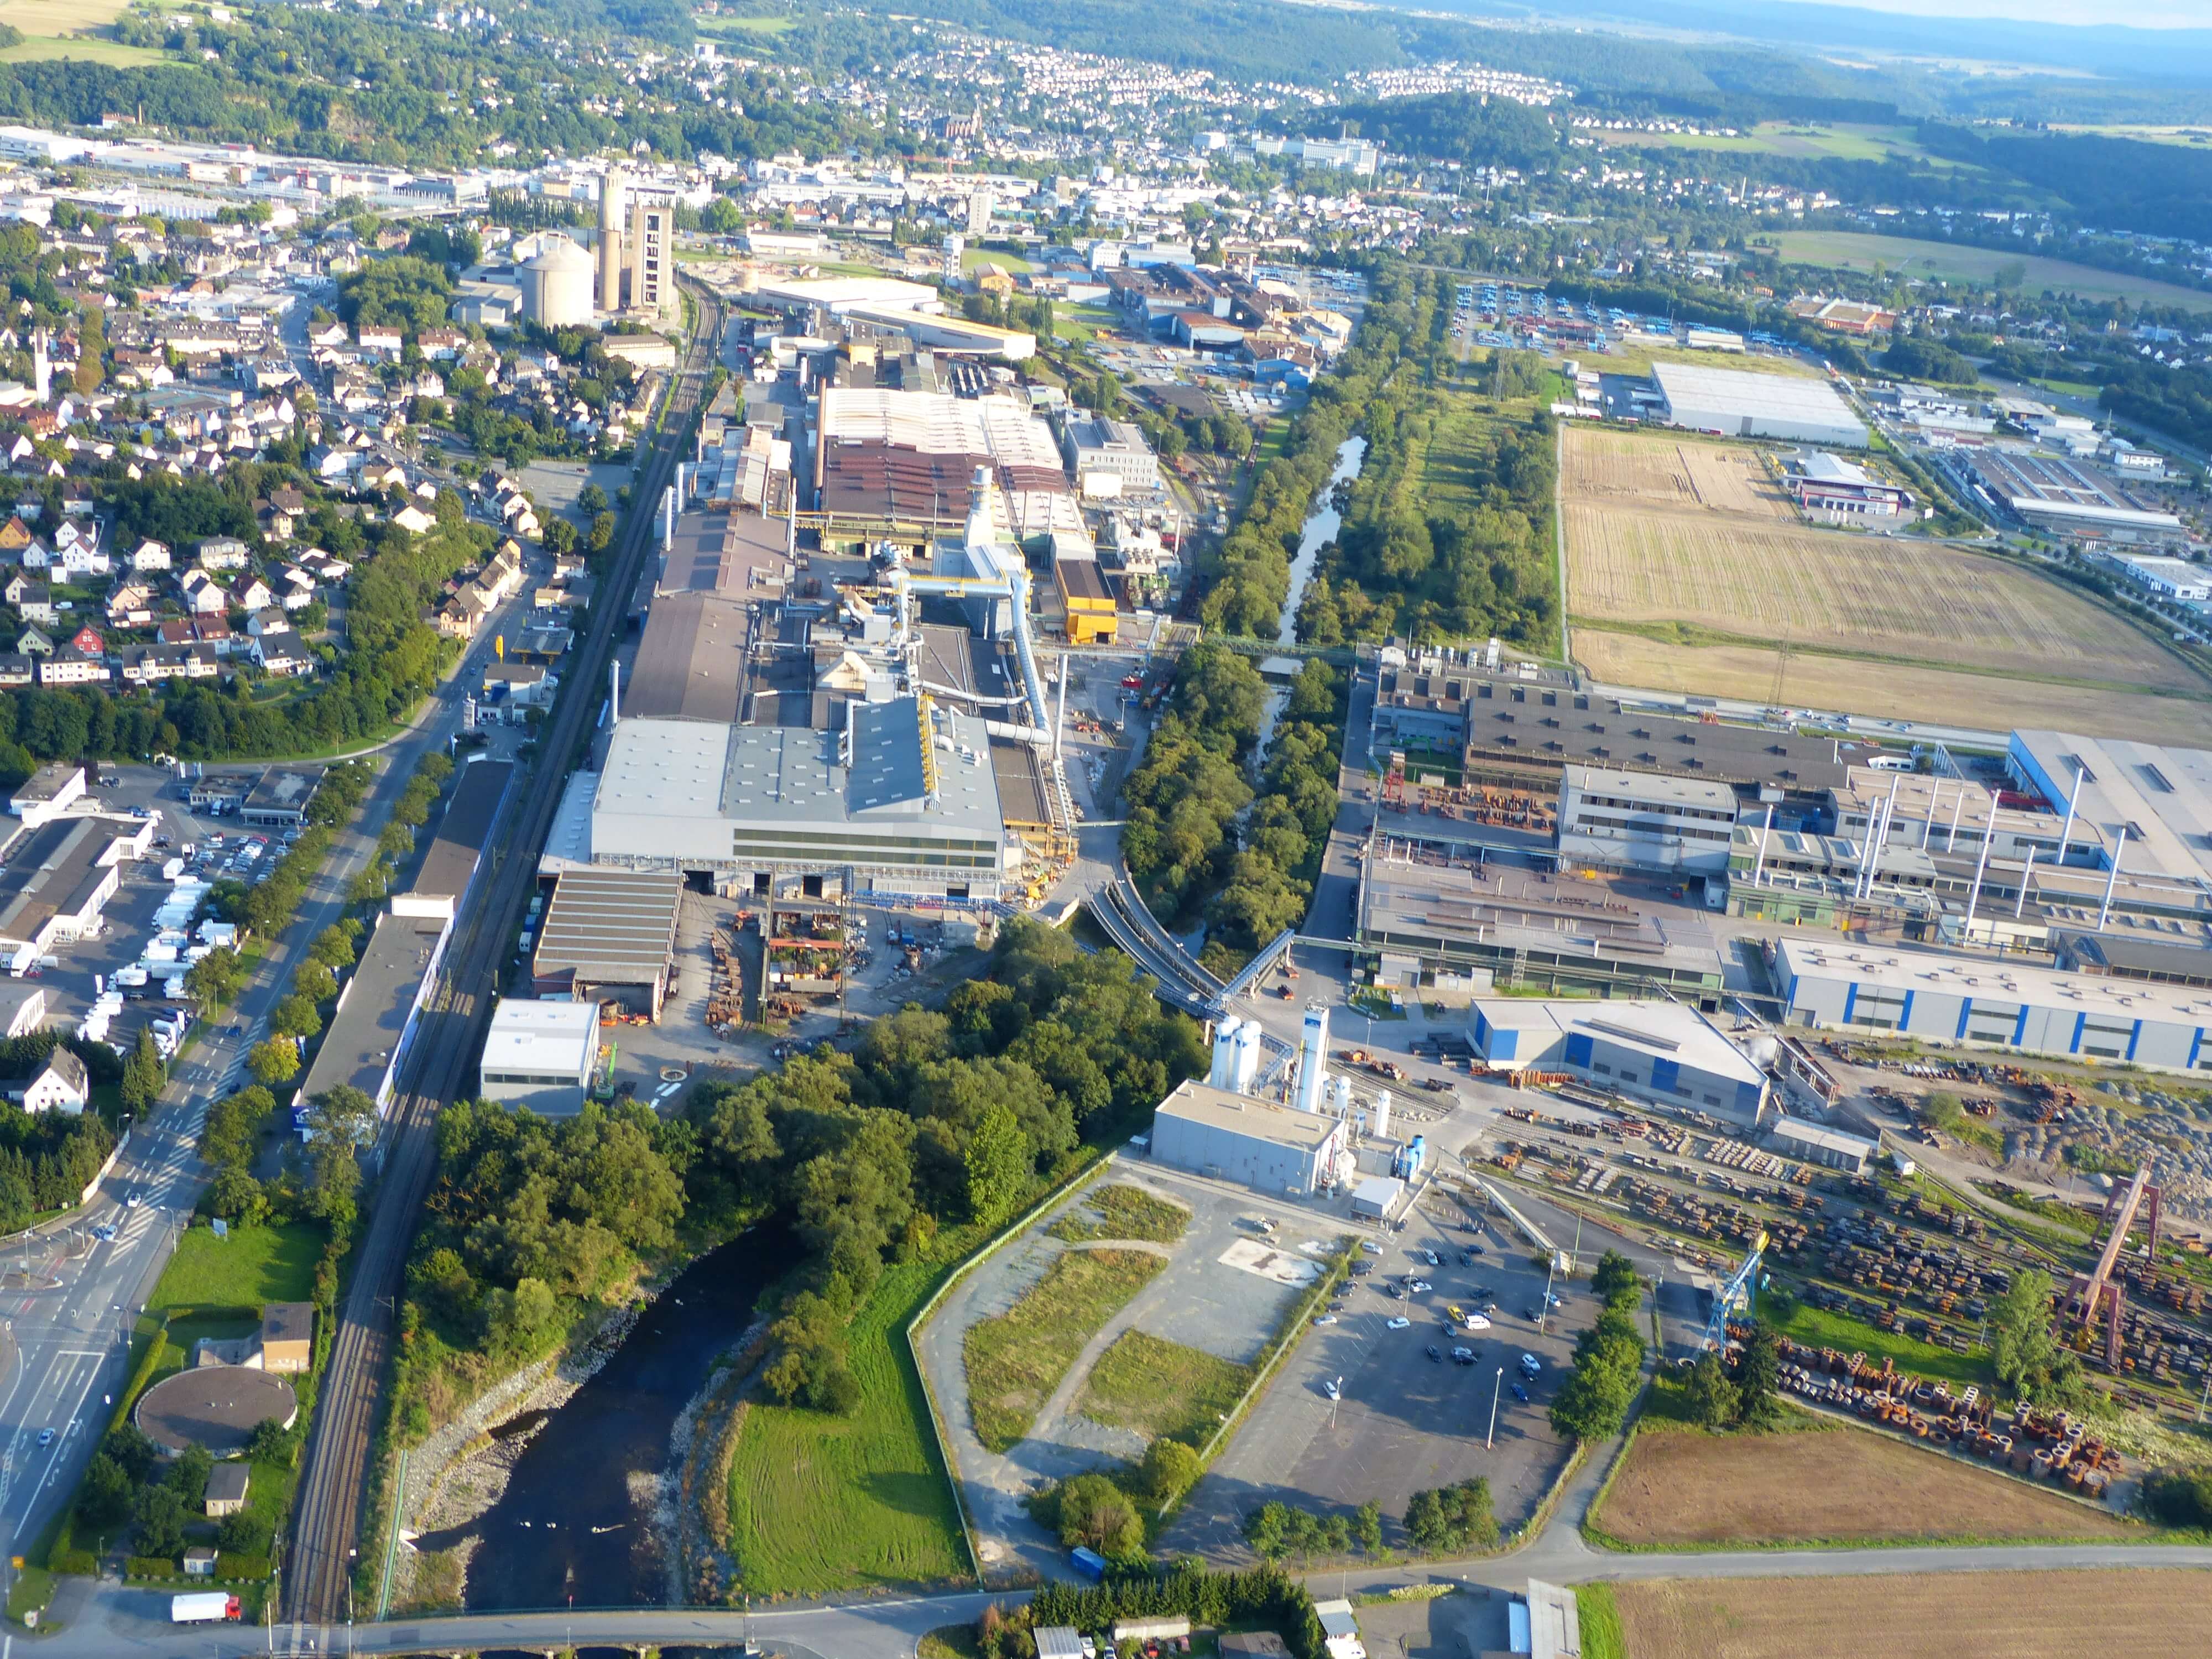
(1701, 1230, 1768, 1352)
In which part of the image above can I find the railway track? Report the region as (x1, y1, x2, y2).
(283, 284, 726, 1632)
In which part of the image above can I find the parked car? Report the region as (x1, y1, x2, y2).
(1386, 1316, 1411, 1331)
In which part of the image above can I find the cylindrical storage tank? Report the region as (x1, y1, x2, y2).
(1371, 1091, 1391, 1140)
(1230, 1019, 1263, 1096)
(1209, 1018, 1241, 1090)
(521, 236, 596, 327)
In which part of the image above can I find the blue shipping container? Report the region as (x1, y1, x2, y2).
(1070, 1547, 1107, 1582)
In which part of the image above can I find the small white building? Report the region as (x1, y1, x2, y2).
(7, 762, 84, 826)
(2114, 554, 2211, 603)
(477, 998, 600, 1115)
(8, 1046, 88, 1114)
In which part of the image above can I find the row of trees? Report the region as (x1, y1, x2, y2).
(1547, 1250, 1648, 1442)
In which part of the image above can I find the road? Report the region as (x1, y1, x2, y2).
(279, 278, 725, 1639)
(0, 566, 541, 1619)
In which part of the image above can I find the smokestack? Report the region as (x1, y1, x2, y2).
(1294, 1004, 1329, 1115)
(2056, 769, 2084, 866)
(2096, 826, 2128, 932)
(1371, 1089, 1390, 1140)
(598, 166, 625, 314)
(609, 659, 620, 726)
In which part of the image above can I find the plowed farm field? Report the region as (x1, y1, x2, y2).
(1614, 1570, 2212, 1659)
(1593, 1422, 2137, 1548)
(1560, 425, 2212, 734)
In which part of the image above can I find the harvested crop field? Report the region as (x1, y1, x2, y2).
(1594, 1421, 2137, 1547)
(1573, 631, 2212, 743)
(1560, 424, 2212, 733)
(1614, 1569, 2212, 1659)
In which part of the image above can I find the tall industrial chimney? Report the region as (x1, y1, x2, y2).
(1294, 1004, 1329, 1115)
(609, 659, 620, 726)
(597, 167, 625, 314)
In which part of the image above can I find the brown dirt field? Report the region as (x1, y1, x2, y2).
(1614, 1570, 2212, 1659)
(1560, 427, 1795, 521)
(1595, 1425, 2138, 1547)
(1573, 630, 2212, 743)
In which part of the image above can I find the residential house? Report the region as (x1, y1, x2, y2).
(6, 576, 53, 626)
(15, 625, 52, 656)
(57, 538, 108, 580)
(419, 327, 463, 360)
(129, 537, 173, 572)
(277, 567, 318, 611)
(38, 643, 109, 686)
(197, 536, 251, 571)
(195, 615, 236, 653)
(0, 654, 29, 687)
(106, 582, 154, 628)
(0, 516, 31, 554)
(392, 503, 438, 535)
(119, 642, 221, 684)
(357, 324, 404, 357)
(8, 1046, 87, 1113)
(67, 624, 103, 657)
(180, 570, 228, 616)
(232, 576, 273, 613)
(247, 628, 310, 677)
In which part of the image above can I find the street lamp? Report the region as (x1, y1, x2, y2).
(1487, 1366, 1503, 1450)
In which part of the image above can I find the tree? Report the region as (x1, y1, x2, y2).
(291, 960, 337, 1005)
(120, 1027, 166, 1115)
(270, 994, 322, 1040)
(79, 1452, 133, 1528)
(246, 1039, 299, 1087)
(1139, 1437, 1202, 1506)
(184, 946, 247, 1010)
(1054, 1472, 1141, 1554)
(133, 1483, 189, 1559)
(1354, 1498, 1383, 1554)
(1991, 1269, 2078, 1402)
(962, 1099, 1030, 1226)
(1590, 1249, 1640, 1310)
(1732, 1318, 1782, 1428)
(577, 482, 609, 517)
(1683, 1351, 1740, 1431)
(304, 1084, 378, 1208)
(588, 509, 615, 552)
(1920, 1091, 1965, 1135)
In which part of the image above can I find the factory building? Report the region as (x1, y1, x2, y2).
(1774, 938, 2212, 1075)
(1061, 415, 1161, 500)
(530, 868, 684, 1019)
(628, 194, 677, 322)
(1767, 1117, 1877, 1175)
(7, 763, 84, 826)
(1556, 765, 1738, 877)
(477, 999, 602, 1115)
(1055, 556, 1118, 645)
(1651, 363, 1869, 448)
(2006, 731, 2212, 889)
(590, 699, 1010, 902)
(0, 815, 137, 971)
(1469, 999, 1769, 1119)
(1787, 452, 1912, 521)
(1149, 1079, 1349, 1196)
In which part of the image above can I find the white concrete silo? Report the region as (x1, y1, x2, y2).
(520, 236, 596, 328)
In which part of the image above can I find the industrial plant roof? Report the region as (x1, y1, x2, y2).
(817, 388, 1065, 471)
(481, 998, 601, 1076)
(1154, 1079, 1343, 1149)
(1651, 362, 1863, 427)
(535, 868, 684, 987)
(1473, 997, 1765, 1086)
(1776, 938, 2212, 1026)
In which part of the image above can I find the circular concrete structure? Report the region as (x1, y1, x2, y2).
(520, 236, 596, 328)
(135, 1367, 299, 1458)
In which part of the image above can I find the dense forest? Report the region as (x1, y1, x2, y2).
(388, 920, 1204, 1432)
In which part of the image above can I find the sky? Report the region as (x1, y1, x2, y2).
(1771, 0, 2212, 25)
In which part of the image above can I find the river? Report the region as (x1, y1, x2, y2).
(1275, 435, 1367, 646)
(442, 1225, 791, 1610)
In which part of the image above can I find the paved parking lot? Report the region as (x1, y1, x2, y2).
(1161, 1177, 1704, 1561)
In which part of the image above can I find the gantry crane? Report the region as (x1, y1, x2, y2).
(2070, 1165, 2162, 1369)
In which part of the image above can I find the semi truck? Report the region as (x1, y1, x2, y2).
(171, 1592, 242, 1623)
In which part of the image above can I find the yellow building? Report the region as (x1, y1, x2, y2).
(1056, 558, 1118, 645)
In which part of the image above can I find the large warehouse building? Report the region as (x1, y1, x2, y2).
(1775, 938, 2212, 1074)
(1470, 999, 1770, 1119)
(591, 697, 1010, 903)
(531, 868, 685, 1018)
(1651, 363, 1869, 448)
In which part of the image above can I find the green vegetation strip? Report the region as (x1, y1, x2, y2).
(1574, 1585, 1628, 1659)
(964, 1248, 1167, 1453)
(1079, 1330, 1255, 1447)
(1767, 1301, 1992, 1391)
(1047, 1184, 1191, 1244)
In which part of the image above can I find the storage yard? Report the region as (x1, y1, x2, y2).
(1593, 1416, 2138, 1547)
(1612, 1570, 2212, 1659)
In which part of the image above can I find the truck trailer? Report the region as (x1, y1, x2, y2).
(171, 1592, 241, 1624)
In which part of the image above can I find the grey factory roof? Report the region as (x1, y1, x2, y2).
(0, 817, 118, 943)
(597, 699, 1003, 841)
(298, 910, 446, 1103)
(1463, 684, 1851, 794)
(1154, 1079, 1343, 1151)
(135, 1366, 299, 1458)
(409, 760, 514, 902)
(535, 868, 684, 988)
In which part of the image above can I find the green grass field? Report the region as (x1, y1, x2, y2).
(1078, 1329, 1254, 1448)
(149, 1222, 322, 1313)
(723, 1253, 969, 1595)
(1770, 1299, 1992, 1391)
(1771, 230, 2212, 313)
(692, 12, 796, 36)
(1575, 1584, 1629, 1659)
(1600, 122, 1934, 166)
(961, 246, 1035, 275)
(0, 35, 166, 65)
(963, 1248, 1165, 1452)
(1047, 1185, 1191, 1245)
